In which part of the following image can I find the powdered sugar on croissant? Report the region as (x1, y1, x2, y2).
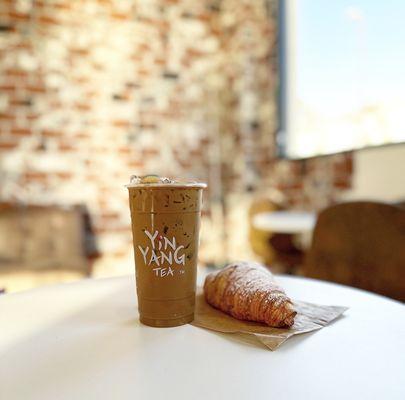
(204, 261, 296, 328)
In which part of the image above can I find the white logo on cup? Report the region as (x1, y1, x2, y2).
(138, 229, 185, 277)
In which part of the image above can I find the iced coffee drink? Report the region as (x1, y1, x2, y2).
(127, 175, 206, 327)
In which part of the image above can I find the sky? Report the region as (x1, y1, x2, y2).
(295, 0, 405, 116)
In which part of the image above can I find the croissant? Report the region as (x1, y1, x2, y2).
(204, 261, 296, 328)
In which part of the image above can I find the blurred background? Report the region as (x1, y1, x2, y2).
(0, 0, 404, 299)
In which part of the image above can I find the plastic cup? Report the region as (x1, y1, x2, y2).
(127, 180, 206, 327)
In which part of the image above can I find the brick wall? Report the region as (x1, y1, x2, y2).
(0, 0, 352, 264)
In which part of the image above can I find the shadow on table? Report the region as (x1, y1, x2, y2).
(0, 279, 145, 398)
(1, 278, 350, 399)
(198, 315, 347, 352)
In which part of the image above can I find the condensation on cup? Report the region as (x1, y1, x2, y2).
(126, 175, 206, 327)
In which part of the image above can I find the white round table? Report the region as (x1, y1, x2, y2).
(1, 274, 404, 400)
(253, 211, 316, 234)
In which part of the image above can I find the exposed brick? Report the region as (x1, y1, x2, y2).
(14, 43, 31, 49)
(141, 148, 159, 157)
(0, 141, 17, 150)
(39, 15, 59, 25)
(276, 182, 304, 191)
(0, 0, 353, 264)
(0, 114, 14, 121)
(42, 130, 60, 137)
(94, 226, 131, 234)
(186, 48, 206, 58)
(56, 172, 73, 179)
(23, 171, 47, 181)
(10, 98, 33, 107)
(11, 128, 31, 136)
(71, 49, 89, 57)
(26, 113, 39, 121)
(138, 68, 150, 77)
(0, 84, 15, 91)
(49, 101, 63, 108)
(100, 211, 120, 220)
(333, 154, 353, 176)
(26, 86, 46, 94)
(113, 120, 131, 128)
(74, 132, 91, 139)
(333, 178, 352, 190)
(52, 3, 72, 10)
(196, 13, 211, 22)
(75, 103, 91, 111)
(128, 160, 144, 168)
(8, 12, 30, 21)
(111, 249, 129, 258)
(138, 18, 169, 31)
(118, 147, 131, 154)
(5, 69, 29, 78)
(59, 143, 76, 151)
(154, 58, 166, 66)
(111, 13, 130, 21)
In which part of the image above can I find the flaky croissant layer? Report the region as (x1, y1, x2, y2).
(204, 261, 296, 328)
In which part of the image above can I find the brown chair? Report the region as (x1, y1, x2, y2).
(0, 204, 99, 292)
(304, 201, 405, 301)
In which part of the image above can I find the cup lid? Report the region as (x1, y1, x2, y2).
(125, 175, 207, 189)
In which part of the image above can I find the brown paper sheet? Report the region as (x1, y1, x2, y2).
(192, 288, 348, 351)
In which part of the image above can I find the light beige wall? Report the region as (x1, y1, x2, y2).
(344, 144, 405, 202)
